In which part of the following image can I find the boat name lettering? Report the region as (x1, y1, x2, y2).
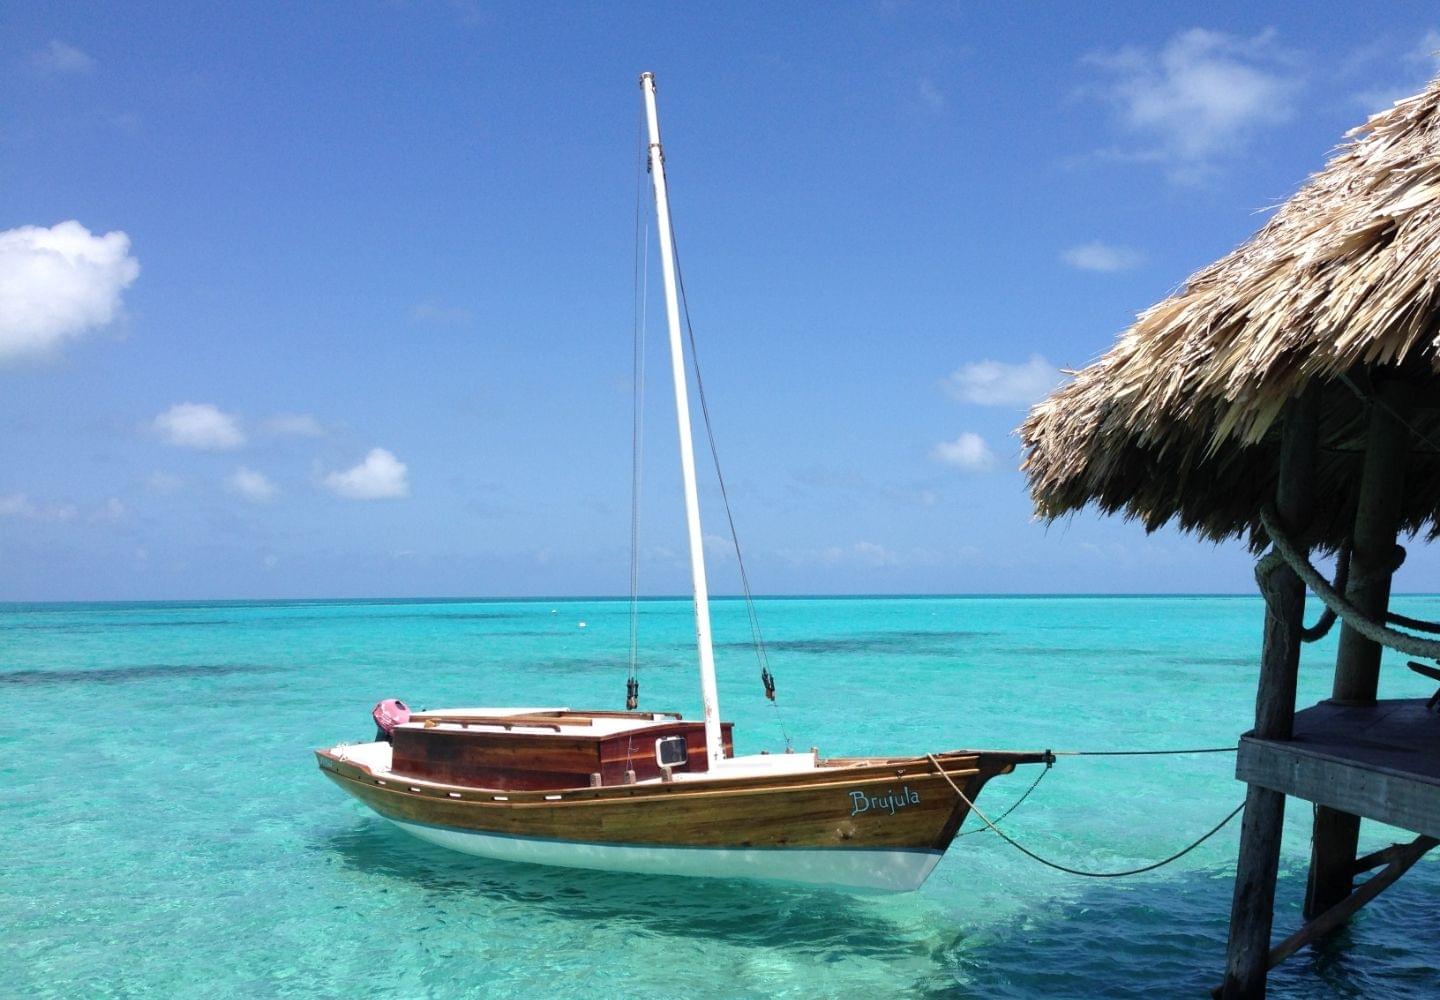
(849, 786, 920, 817)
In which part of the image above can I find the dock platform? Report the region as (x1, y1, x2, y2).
(1238, 698, 1440, 838)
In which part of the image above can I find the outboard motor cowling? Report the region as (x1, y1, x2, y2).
(372, 698, 410, 742)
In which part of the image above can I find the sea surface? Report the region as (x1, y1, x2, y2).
(6, 595, 1440, 999)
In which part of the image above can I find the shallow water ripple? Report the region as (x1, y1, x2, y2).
(3, 595, 1439, 998)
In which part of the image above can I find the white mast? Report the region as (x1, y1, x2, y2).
(640, 71, 725, 767)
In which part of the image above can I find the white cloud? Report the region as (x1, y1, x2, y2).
(852, 541, 899, 567)
(931, 432, 996, 472)
(778, 541, 902, 569)
(1061, 241, 1144, 272)
(1083, 28, 1300, 179)
(0, 493, 78, 522)
(262, 413, 325, 438)
(153, 403, 245, 450)
(703, 533, 735, 561)
(90, 497, 127, 522)
(944, 355, 1062, 407)
(30, 40, 95, 76)
(325, 448, 409, 500)
(229, 467, 278, 503)
(0, 221, 140, 363)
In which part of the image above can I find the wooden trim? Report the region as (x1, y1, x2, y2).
(320, 747, 992, 802)
(316, 747, 1037, 852)
(411, 715, 597, 729)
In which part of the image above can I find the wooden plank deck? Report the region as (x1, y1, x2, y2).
(1237, 699, 1440, 838)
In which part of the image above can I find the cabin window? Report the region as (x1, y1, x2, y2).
(655, 736, 688, 767)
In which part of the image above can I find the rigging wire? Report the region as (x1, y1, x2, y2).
(664, 206, 792, 750)
(626, 102, 649, 716)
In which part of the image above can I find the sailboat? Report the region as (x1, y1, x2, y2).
(315, 72, 1048, 893)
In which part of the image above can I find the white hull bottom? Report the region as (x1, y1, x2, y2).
(389, 818, 942, 893)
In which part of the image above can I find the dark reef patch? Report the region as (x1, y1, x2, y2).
(716, 630, 995, 655)
(0, 662, 283, 686)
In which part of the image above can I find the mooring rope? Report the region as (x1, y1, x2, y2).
(954, 762, 1049, 838)
(927, 753, 1245, 878)
(1052, 746, 1237, 756)
(1260, 503, 1440, 659)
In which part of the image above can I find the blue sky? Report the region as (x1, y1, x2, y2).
(3, 3, 1439, 600)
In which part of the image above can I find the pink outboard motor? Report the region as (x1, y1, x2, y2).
(372, 698, 410, 743)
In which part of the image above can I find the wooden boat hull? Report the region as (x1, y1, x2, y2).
(387, 818, 945, 890)
(317, 747, 1042, 891)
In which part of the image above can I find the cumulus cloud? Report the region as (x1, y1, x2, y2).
(0, 221, 140, 363)
(30, 40, 95, 76)
(852, 541, 899, 567)
(325, 448, 409, 500)
(1083, 28, 1300, 180)
(1061, 241, 1144, 272)
(702, 533, 736, 561)
(90, 497, 127, 522)
(931, 432, 996, 472)
(261, 413, 325, 438)
(229, 467, 278, 503)
(778, 541, 902, 569)
(153, 403, 245, 450)
(0, 493, 78, 522)
(944, 355, 1062, 407)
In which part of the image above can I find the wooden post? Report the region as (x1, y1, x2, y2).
(1222, 387, 1319, 1000)
(1305, 376, 1413, 920)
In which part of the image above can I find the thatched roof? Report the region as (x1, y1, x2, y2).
(1022, 75, 1440, 552)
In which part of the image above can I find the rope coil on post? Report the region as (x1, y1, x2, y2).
(1299, 544, 1348, 643)
(1260, 503, 1440, 659)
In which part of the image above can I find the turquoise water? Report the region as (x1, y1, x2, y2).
(6, 595, 1440, 998)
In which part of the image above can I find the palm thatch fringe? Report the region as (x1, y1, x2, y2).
(1022, 74, 1440, 551)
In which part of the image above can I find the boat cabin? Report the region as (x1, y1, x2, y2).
(389, 708, 735, 791)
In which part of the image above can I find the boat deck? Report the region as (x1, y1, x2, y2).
(328, 740, 822, 786)
(404, 707, 685, 738)
(1237, 698, 1440, 838)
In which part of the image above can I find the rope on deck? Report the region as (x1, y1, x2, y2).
(1260, 503, 1440, 659)
(928, 753, 1245, 878)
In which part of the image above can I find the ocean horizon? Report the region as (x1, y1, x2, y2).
(12, 589, 1440, 609)
(7, 593, 1440, 997)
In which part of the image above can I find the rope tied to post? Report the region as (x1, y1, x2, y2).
(927, 753, 1245, 878)
(1259, 503, 1440, 659)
